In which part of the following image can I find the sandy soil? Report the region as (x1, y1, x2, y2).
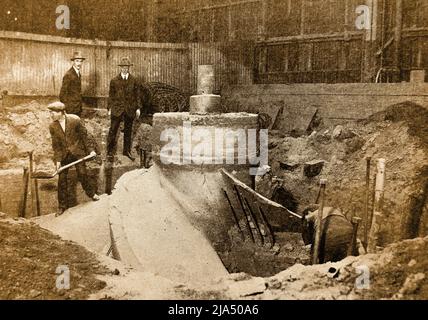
(1, 100, 426, 300)
(3, 210, 426, 300)
(177, 235, 428, 300)
(265, 102, 428, 244)
(0, 214, 108, 300)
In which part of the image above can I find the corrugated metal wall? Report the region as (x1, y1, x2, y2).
(0, 31, 253, 98)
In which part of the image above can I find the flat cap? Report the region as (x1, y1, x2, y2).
(48, 101, 66, 112)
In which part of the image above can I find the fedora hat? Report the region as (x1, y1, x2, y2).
(118, 57, 133, 66)
(48, 101, 66, 112)
(71, 51, 86, 61)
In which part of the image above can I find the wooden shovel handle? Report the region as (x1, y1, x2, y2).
(57, 154, 96, 174)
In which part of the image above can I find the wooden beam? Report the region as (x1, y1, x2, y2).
(258, 31, 363, 45)
(260, 0, 267, 40)
(300, 0, 306, 36)
(178, 0, 261, 13)
(394, 0, 403, 81)
(228, 1, 233, 41)
(0, 30, 188, 49)
(220, 168, 302, 219)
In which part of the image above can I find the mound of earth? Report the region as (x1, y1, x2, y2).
(265, 101, 428, 245)
(178, 235, 428, 300)
(0, 100, 157, 172)
(0, 214, 108, 300)
(0, 100, 107, 170)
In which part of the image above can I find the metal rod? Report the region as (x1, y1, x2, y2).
(250, 173, 256, 191)
(243, 196, 264, 246)
(257, 205, 275, 247)
(223, 189, 245, 241)
(221, 169, 301, 219)
(363, 157, 371, 249)
(139, 148, 143, 168)
(28, 151, 36, 217)
(233, 185, 254, 243)
(312, 179, 327, 265)
(18, 168, 30, 218)
(105, 159, 114, 195)
(143, 150, 148, 168)
(34, 178, 41, 216)
(348, 217, 362, 256)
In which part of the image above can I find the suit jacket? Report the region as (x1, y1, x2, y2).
(59, 67, 82, 115)
(49, 114, 94, 162)
(108, 74, 141, 118)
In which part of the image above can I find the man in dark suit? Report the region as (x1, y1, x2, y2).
(107, 57, 142, 161)
(48, 102, 99, 216)
(59, 51, 85, 117)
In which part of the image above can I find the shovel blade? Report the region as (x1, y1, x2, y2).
(32, 171, 56, 179)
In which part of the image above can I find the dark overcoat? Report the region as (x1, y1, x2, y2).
(108, 74, 141, 118)
(59, 67, 82, 115)
(49, 114, 94, 162)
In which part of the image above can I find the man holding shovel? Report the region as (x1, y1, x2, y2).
(47, 102, 100, 216)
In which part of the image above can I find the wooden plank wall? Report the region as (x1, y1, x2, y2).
(0, 31, 253, 98)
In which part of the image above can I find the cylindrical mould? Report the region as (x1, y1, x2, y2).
(189, 94, 221, 114)
(197, 65, 215, 95)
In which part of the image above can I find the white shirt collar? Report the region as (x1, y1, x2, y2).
(73, 66, 80, 76)
(121, 73, 129, 80)
(59, 118, 66, 132)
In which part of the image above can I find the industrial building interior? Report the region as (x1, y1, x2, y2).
(0, 0, 427, 300)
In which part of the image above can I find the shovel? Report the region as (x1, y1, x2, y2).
(32, 154, 96, 180)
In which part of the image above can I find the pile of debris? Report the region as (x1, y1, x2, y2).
(0, 214, 108, 300)
(265, 102, 428, 245)
(178, 235, 428, 300)
(0, 100, 106, 170)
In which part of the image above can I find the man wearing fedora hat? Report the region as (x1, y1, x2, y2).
(48, 101, 99, 216)
(107, 57, 142, 161)
(59, 51, 86, 117)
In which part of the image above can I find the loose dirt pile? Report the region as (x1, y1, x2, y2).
(0, 100, 106, 170)
(0, 100, 154, 171)
(0, 214, 108, 300)
(219, 232, 310, 277)
(266, 101, 428, 245)
(3, 209, 427, 300)
(177, 235, 428, 300)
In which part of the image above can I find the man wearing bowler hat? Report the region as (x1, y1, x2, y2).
(48, 101, 100, 216)
(59, 51, 85, 117)
(107, 57, 142, 161)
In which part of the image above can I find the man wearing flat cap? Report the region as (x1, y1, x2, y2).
(48, 101, 99, 216)
(107, 57, 142, 161)
(59, 51, 85, 117)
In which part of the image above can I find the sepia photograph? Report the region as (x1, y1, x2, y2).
(0, 0, 427, 306)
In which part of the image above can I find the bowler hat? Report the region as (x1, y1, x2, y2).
(71, 51, 86, 61)
(48, 101, 66, 112)
(118, 57, 133, 66)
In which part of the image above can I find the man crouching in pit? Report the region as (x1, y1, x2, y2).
(301, 205, 356, 264)
(48, 102, 100, 216)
